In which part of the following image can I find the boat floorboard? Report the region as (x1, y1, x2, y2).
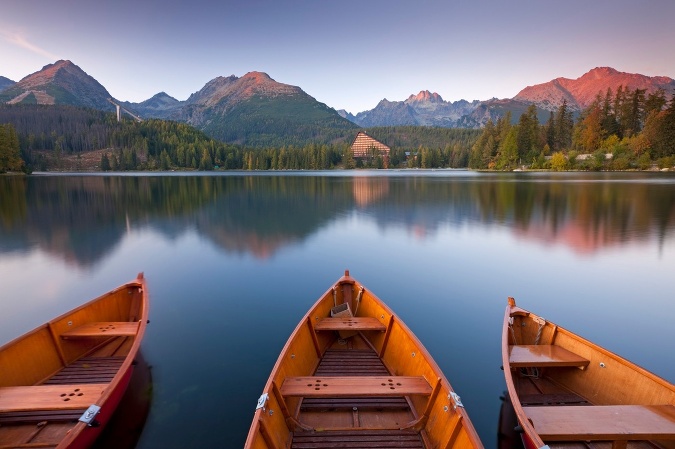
(43, 356, 125, 385)
(314, 349, 390, 377)
(291, 429, 424, 448)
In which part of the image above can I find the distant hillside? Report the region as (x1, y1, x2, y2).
(457, 98, 552, 127)
(161, 71, 357, 146)
(122, 92, 182, 119)
(0, 60, 115, 111)
(0, 104, 242, 171)
(342, 91, 479, 128)
(0, 76, 14, 92)
(514, 67, 675, 112)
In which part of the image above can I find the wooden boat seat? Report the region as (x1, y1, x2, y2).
(280, 376, 432, 397)
(314, 317, 386, 332)
(61, 321, 139, 338)
(509, 345, 590, 368)
(523, 404, 675, 443)
(0, 384, 108, 413)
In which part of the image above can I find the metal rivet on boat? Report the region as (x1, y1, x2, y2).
(381, 315, 384, 319)
(291, 354, 295, 359)
(67, 321, 73, 326)
(600, 362, 606, 368)
(443, 405, 449, 412)
(268, 409, 274, 416)
(411, 352, 416, 357)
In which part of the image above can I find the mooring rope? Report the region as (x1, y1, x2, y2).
(534, 318, 545, 345)
(353, 287, 364, 316)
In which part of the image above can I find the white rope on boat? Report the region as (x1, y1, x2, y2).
(353, 287, 364, 316)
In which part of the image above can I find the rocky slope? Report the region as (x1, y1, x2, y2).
(163, 71, 357, 145)
(341, 90, 480, 127)
(0, 60, 115, 111)
(514, 66, 675, 112)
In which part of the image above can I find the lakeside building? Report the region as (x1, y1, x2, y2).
(350, 132, 391, 167)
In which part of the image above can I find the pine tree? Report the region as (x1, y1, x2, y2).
(0, 124, 24, 172)
(545, 111, 555, 150)
(100, 153, 111, 171)
(554, 100, 574, 150)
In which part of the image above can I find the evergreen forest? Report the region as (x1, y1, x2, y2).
(468, 87, 675, 170)
(0, 105, 481, 172)
(1, 89, 674, 174)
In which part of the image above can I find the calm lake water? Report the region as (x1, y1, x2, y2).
(1, 170, 674, 448)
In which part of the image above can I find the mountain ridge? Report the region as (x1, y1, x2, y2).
(514, 66, 675, 111)
(2, 62, 673, 142)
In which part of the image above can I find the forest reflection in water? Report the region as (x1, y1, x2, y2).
(2, 171, 674, 266)
(0, 170, 674, 449)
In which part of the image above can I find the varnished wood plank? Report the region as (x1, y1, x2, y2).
(43, 356, 124, 385)
(523, 405, 675, 441)
(518, 393, 589, 406)
(280, 376, 432, 397)
(0, 384, 108, 412)
(314, 317, 386, 332)
(509, 345, 590, 368)
(61, 321, 139, 338)
(300, 396, 409, 410)
(0, 408, 86, 423)
(314, 348, 390, 377)
(291, 429, 424, 448)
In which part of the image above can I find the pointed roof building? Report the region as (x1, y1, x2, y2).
(350, 132, 391, 159)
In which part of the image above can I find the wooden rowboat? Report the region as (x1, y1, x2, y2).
(502, 297, 675, 449)
(0, 273, 149, 449)
(245, 270, 483, 449)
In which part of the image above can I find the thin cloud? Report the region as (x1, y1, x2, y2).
(1, 30, 60, 61)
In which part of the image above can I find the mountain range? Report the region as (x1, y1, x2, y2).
(1, 61, 674, 145)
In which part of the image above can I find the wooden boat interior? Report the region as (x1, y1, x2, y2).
(246, 271, 482, 449)
(0, 277, 146, 448)
(504, 298, 675, 449)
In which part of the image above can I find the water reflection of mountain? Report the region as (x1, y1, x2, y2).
(1, 173, 674, 266)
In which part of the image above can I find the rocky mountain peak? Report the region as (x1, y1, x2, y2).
(514, 66, 675, 112)
(0, 59, 112, 109)
(406, 90, 444, 103)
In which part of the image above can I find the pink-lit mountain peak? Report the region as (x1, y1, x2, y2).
(189, 70, 302, 108)
(406, 90, 444, 103)
(17, 60, 80, 87)
(515, 66, 675, 111)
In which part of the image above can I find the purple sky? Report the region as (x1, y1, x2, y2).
(2, 0, 674, 113)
